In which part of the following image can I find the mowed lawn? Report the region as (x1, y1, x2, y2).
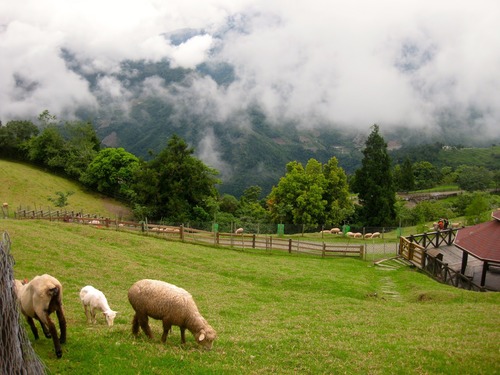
(2, 219, 499, 374)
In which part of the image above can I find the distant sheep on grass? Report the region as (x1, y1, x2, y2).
(128, 279, 217, 349)
(14, 274, 67, 358)
(79, 285, 117, 326)
(235, 227, 244, 234)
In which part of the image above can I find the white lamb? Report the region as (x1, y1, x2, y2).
(235, 227, 244, 234)
(128, 279, 217, 349)
(79, 285, 117, 326)
(14, 274, 67, 358)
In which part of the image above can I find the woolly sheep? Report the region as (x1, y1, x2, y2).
(354, 232, 362, 238)
(235, 227, 244, 234)
(371, 232, 381, 238)
(128, 279, 217, 350)
(364, 233, 373, 239)
(451, 222, 461, 229)
(79, 285, 118, 326)
(330, 228, 341, 234)
(14, 274, 67, 358)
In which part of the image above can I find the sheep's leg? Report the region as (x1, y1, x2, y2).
(26, 317, 40, 340)
(83, 304, 91, 323)
(36, 317, 52, 339)
(56, 307, 67, 344)
(180, 327, 186, 344)
(90, 307, 97, 324)
(44, 314, 62, 358)
(135, 314, 153, 339)
(161, 320, 172, 343)
(132, 314, 140, 335)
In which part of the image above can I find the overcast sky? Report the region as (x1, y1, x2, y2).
(1, 0, 499, 138)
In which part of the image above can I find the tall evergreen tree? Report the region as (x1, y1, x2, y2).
(399, 157, 415, 192)
(352, 125, 396, 226)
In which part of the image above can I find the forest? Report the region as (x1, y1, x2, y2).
(1, 112, 499, 230)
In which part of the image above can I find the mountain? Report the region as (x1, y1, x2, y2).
(68, 58, 499, 198)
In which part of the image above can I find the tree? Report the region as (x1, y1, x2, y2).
(25, 125, 66, 170)
(322, 157, 354, 225)
(397, 157, 415, 192)
(48, 191, 74, 208)
(465, 192, 490, 224)
(132, 135, 220, 222)
(352, 125, 395, 226)
(0, 120, 39, 159)
(413, 161, 440, 190)
(80, 148, 140, 199)
(61, 121, 101, 178)
(456, 165, 492, 192)
(267, 157, 352, 227)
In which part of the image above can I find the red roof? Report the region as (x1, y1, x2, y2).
(454, 212, 500, 263)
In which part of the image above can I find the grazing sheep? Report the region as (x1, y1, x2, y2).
(451, 222, 461, 229)
(354, 232, 362, 238)
(346, 232, 355, 238)
(330, 228, 341, 234)
(128, 279, 217, 349)
(364, 233, 373, 239)
(79, 285, 117, 326)
(14, 274, 67, 358)
(371, 232, 381, 239)
(235, 227, 244, 234)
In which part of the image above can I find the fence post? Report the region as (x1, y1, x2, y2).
(180, 225, 184, 241)
(252, 234, 256, 249)
(360, 245, 365, 260)
(322, 242, 326, 258)
(288, 238, 292, 253)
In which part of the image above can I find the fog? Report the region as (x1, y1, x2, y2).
(1, 0, 499, 138)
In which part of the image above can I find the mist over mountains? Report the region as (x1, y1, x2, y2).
(2, 1, 500, 196)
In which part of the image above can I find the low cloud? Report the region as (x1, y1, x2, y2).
(1, 0, 499, 139)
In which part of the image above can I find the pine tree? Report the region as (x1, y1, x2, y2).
(353, 125, 396, 226)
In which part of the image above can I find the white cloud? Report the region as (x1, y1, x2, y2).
(1, 0, 499, 138)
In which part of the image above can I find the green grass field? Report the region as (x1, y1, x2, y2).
(2, 219, 499, 374)
(0, 159, 132, 219)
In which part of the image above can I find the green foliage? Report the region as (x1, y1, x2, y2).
(352, 125, 396, 226)
(394, 157, 415, 192)
(465, 194, 490, 224)
(267, 157, 352, 227)
(47, 191, 74, 207)
(80, 148, 140, 199)
(132, 134, 220, 222)
(23, 114, 100, 179)
(456, 165, 492, 192)
(0, 120, 39, 159)
(413, 161, 441, 190)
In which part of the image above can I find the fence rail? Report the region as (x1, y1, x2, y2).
(399, 230, 485, 291)
(14, 211, 366, 259)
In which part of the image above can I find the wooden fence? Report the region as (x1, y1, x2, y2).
(399, 230, 485, 291)
(14, 210, 365, 259)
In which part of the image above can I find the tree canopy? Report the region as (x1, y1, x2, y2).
(132, 134, 220, 222)
(267, 157, 352, 227)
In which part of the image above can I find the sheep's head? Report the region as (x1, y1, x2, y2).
(104, 310, 118, 326)
(196, 326, 217, 350)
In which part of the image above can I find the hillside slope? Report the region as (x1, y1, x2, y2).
(0, 159, 132, 219)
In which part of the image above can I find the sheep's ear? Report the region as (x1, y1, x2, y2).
(199, 331, 206, 342)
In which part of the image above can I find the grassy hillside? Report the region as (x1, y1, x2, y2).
(1, 219, 499, 374)
(437, 145, 500, 170)
(0, 159, 132, 219)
